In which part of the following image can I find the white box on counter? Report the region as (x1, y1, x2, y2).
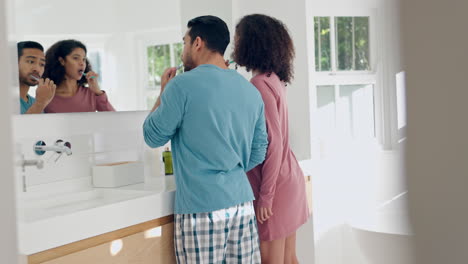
(92, 161, 144, 187)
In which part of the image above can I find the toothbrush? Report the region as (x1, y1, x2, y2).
(30, 75, 40, 81)
(176, 63, 184, 70)
(83, 72, 96, 79)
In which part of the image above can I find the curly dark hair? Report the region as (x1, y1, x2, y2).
(43, 39, 91, 86)
(233, 14, 295, 83)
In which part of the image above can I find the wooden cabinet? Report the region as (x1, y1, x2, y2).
(27, 177, 312, 264)
(29, 215, 176, 264)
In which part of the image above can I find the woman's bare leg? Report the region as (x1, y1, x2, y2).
(284, 232, 299, 264)
(260, 238, 286, 264)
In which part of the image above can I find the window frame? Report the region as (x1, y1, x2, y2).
(308, 9, 381, 152)
(313, 12, 377, 78)
(146, 42, 182, 89)
(135, 28, 182, 110)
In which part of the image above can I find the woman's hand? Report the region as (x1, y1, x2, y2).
(85, 71, 103, 95)
(256, 206, 273, 224)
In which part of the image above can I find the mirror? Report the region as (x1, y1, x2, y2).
(13, 0, 232, 114)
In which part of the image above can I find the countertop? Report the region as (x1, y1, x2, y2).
(17, 176, 176, 255)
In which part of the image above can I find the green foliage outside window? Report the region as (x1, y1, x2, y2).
(173, 43, 184, 74)
(146, 43, 183, 109)
(147, 43, 184, 87)
(315, 17, 331, 71)
(147, 44, 171, 88)
(353, 17, 370, 71)
(314, 16, 370, 72)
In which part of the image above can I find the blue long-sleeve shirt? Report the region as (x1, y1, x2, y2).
(143, 64, 268, 214)
(20, 95, 36, 114)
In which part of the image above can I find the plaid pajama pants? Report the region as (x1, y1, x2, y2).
(174, 202, 261, 264)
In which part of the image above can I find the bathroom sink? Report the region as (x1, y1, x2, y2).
(17, 188, 153, 223)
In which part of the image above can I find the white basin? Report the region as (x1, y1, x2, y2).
(17, 188, 153, 223)
(348, 193, 414, 264)
(17, 178, 175, 255)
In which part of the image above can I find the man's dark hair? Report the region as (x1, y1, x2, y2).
(43, 39, 90, 86)
(17, 41, 44, 60)
(187, 15, 230, 55)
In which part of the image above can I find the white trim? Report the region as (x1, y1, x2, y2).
(170, 43, 176, 67)
(310, 8, 379, 17)
(352, 17, 356, 70)
(316, 18, 322, 71)
(314, 74, 376, 86)
(369, 12, 378, 76)
(18, 34, 111, 50)
(330, 17, 337, 71)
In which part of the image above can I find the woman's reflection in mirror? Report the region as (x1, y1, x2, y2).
(42, 39, 115, 113)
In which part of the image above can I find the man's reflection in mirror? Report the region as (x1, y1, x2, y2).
(42, 39, 115, 113)
(18, 41, 56, 114)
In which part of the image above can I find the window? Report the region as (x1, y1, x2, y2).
(314, 17, 331, 71)
(313, 15, 376, 150)
(145, 42, 183, 109)
(87, 50, 103, 84)
(396, 71, 406, 140)
(316, 84, 375, 139)
(314, 16, 371, 72)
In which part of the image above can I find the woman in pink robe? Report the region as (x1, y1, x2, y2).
(233, 14, 310, 263)
(43, 39, 115, 113)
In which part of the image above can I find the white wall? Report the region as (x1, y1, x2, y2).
(11, 112, 156, 196)
(180, 0, 233, 32)
(0, 0, 20, 262)
(14, 0, 181, 35)
(375, 0, 403, 150)
(402, 0, 468, 263)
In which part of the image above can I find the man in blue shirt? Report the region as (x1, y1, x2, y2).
(17, 41, 56, 114)
(143, 16, 268, 263)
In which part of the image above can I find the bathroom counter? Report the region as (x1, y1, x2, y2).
(17, 176, 176, 255)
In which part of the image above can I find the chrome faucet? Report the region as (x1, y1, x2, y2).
(18, 140, 72, 192)
(21, 158, 44, 169)
(19, 155, 44, 192)
(34, 140, 72, 156)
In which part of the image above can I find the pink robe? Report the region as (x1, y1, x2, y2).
(247, 72, 310, 241)
(45, 86, 115, 113)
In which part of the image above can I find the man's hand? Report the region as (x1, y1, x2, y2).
(151, 67, 177, 112)
(160, 67, 177, 93)
(35, 78, 56, 106)
(256, 206, 273, 224)
(25, 78, 56, 114)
